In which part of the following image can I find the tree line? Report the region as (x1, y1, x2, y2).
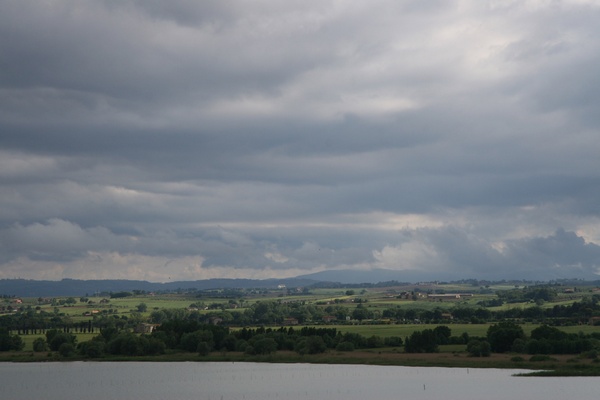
(21, 318, 599, 360)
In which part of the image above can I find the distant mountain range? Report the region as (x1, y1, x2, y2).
(0, 277, 317, 298)
(0, 269, 427, 297)
(0, 269, 595, 297)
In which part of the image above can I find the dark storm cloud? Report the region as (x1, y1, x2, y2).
(503, 229, 600, 275)
(1, 1, 600, 281)
(375, 227, 600, 280)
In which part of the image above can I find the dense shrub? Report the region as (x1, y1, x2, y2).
(295, 336, 327, 355)
(336, 341, 355, 351)
(58, 343, 75, 357)
(197, 342, 211, 356)
(32, 337, 47, 352)
(582, 350, 598, 359)
(383, 336, 403, 347)
(366, 335, 384, 348)
(529, 355, 557, 362)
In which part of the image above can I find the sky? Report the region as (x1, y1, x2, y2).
(1, 0, 600, 283)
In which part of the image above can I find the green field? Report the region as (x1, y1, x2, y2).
(18, 333, 98, 352)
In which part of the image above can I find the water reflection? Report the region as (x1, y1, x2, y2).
(0, 362, 597, 400)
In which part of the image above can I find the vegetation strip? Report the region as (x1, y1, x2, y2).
(2, 280, 600, 376)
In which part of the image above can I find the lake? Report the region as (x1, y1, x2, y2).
(0, 362, 598, 400)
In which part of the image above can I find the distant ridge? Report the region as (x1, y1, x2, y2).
(1, 270, 596, 297)
(0, 277, 318, 297)
(0, 269, 424, 297)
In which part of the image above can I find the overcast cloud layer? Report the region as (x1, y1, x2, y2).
(1, 0, 600, 282)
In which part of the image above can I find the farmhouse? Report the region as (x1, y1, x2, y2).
(428, 294, 460, 301)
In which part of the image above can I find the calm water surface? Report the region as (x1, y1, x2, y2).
(0, 362, 597, 400)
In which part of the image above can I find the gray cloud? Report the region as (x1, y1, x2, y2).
(374, 227, 600, 280)
(1, 1, 600, 281)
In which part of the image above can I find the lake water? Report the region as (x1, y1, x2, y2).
(0, 362, 598, 400)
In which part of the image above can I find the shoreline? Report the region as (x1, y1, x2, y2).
(2, 350, 599, 376)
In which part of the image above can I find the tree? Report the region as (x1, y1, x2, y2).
(58, 342, 75, 357)
(107, 333, 144, 356)
(366, 335, 384, 348)
(0, 329, 24, 351)
(13, 335, 24, 351)
(351, 305, 370, 321)
(487, 321, 525, 353)
(99, 327, 119, 342)
(336, 341, 355, 351)
(78, 340, 105, 358)
(524, 287, 556, 302)
(197, 341, 211, 356)
(433, 326, 452, 345)
(136, 303, 148, 313)
(295, 336, 327, 355)
(180, 330, 214, 353)
(150, 310, 167, 324)
(526, 339, 553, 355)
(511, 338, 527, 353)
(530, 325, 568, 341)
(33, 337, 48, 352)
(250, 338, 278, 355)
(46, 330, 77, 351)
(384, 336, 403, 347)
(221, 334, 237, 352)
(338, 332, 367, 349)
(404, 329, 439, 353)
(466, 339, 491, 357)
(65, 297, 77, 305)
